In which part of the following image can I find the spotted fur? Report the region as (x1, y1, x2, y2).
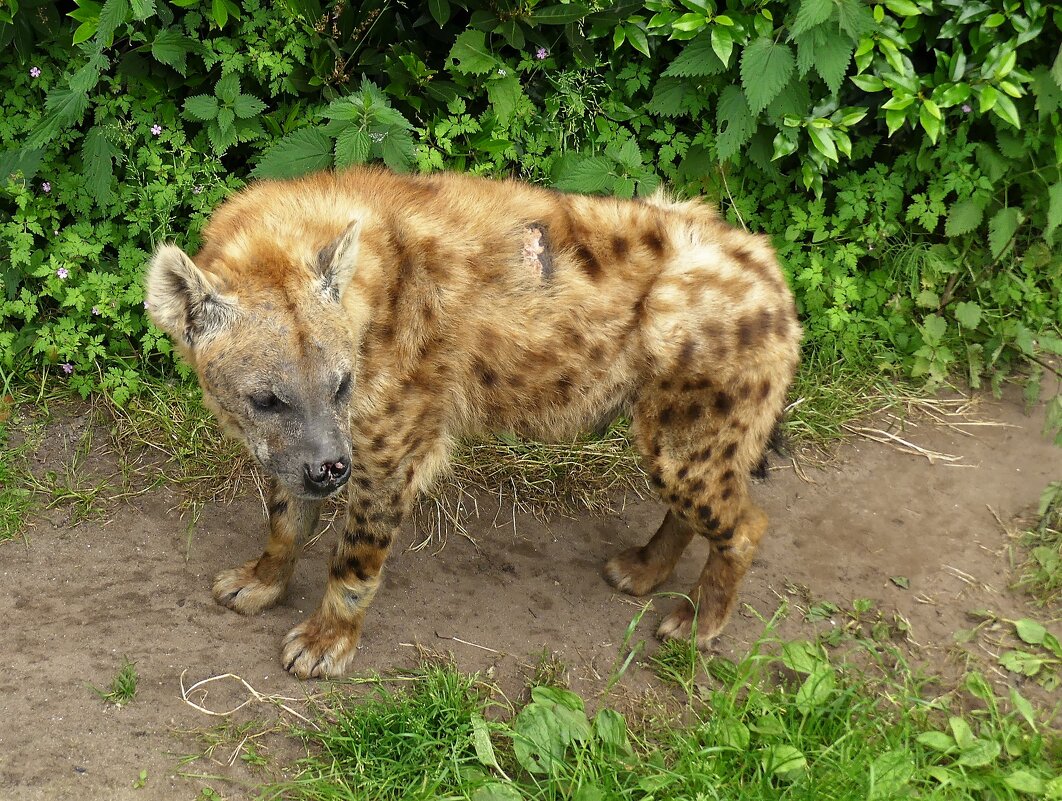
(145, 167, 801, 678)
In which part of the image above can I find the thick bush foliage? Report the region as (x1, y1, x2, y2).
(1, 1, 1060, 413)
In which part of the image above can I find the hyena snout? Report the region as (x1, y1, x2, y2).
(303, 455, 351, 494)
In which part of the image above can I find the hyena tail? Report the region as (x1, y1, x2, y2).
(751, 416, 789, 480)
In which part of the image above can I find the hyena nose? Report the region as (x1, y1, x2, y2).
(304, 458, 351, 489)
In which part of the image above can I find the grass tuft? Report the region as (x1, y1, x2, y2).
(92, 657, 139, 707)
(1016, 481, 1062, 608)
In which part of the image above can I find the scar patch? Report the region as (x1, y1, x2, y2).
(521, 223, 555, 280)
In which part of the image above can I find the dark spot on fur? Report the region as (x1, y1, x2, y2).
(588, 344, 605, 362)
(721, 469, 736, 484)
(676, 465, 689, 480)
(612, 235, 630, 259)
(689, 478, 705, 493)
(722, 442, 738, 460)
(575, 244, 602, 280)
(757, 379, 772, 401)
(644, 229, 665, 257)
(268, 499, 288, 518)
(649, 471, 665, 488)
(371, 434, 387, 451)
(686, 402, 702, 421)
(677, 338, 696, 366)
(721, 486, 734, 501)
(714, 526, 735, 542)
(473, 358, 497, 388)
(660, 379, 673, 391)
(555, 374, 574, 403)
(659, 405, 674, 425)
(331, 554, 370, 582)
(713, 392, 734, 417)
(691, 446, 712, 463)
(353, 511, 367, 527)
(683, 378, 711, 392)
(681, 497, 693, 509)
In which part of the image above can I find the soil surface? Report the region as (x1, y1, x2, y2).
(1, 385, 1059, 801)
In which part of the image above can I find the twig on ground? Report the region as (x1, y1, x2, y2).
(179, 670, 318, 729)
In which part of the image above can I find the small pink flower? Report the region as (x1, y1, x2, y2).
(30, 66, 41, 78)
(192, 185, 203, 195)
(61, 363, 74, 374)
(961, 103, 972, 113)
(92, 306, 101, 316)
(56, 267, 69, 279)
(151, 124, 162, 136)
(535, 47, 548, 60)
(41, 181, 51, 193)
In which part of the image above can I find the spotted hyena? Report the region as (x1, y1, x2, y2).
(145, 168, 801, 679)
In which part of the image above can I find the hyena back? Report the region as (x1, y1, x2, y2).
(146, 168, 801, 678)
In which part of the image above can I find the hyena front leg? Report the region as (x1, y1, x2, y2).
(281, 431, 450, 679)
(213, 478, 321, 614)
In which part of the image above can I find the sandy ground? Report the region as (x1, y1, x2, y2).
(1, 386, 1059, 800)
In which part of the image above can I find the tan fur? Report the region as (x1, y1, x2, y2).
(146, 167, 801, 678)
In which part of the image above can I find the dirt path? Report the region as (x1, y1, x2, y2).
(1, 387, 1059, 800)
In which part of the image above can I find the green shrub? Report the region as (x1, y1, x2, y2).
(1, 1, 1059, 414)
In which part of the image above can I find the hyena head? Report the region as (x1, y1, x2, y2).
(145, 220, 363, 500)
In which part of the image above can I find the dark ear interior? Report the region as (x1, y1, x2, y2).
(317, 218, 363, 302)
(145, 245, 236, 346)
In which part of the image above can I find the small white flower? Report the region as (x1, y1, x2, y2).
(370, 131, 385, 143)
(497, 69, 507, 77)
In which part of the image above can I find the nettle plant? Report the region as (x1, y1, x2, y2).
(0, 0, 1059, 425)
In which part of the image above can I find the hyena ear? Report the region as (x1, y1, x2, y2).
(316, 218, 363, 302)
(145, 245, 237, 347)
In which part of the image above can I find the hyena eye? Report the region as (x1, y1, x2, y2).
(335, 373, 352, 403)
(250, 391, 284, 412)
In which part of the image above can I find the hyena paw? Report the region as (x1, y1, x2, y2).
(656, 602, 726, 650)
(281, 616, 362, 680)
(212, 560, 285, 615)
(602, 547, 671, 596)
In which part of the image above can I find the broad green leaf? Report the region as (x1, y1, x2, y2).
(1046, 182, 1062, 240)
(513, 694, 591, 775)
(815, 30, 855, 94)
(251, 127, 333, 179)
(954, 301, 981, 330)
(762, 744, 806, 780)
(780, 641, 821, 674)
(791, 0, 834, 38)
(920, 314, 946, 346)
(1009, 688, 1037, 730)
(979, 85, 999, 113)
(796, 665, 836, 713)
(957, 738, 1001, 767)
(647, 77, 693, 117)
(486, 73, 523, 125)
(472, 783, 523, 801)
(988, 207, 1022, 259)
(1013, 618, 1046, 645)
(664, 32, 726, 77)
(717, 719, 750, 750)
(25, 88, 92, 149)
(130, 0, 155, 20)
(949, 716, 976, 750)
(885, 0, 920, 16)
(836, 0, 876, 40)
(1052, 45, 1062, 90)
(851, 74, 885, 91)
(1005, 770, 1045, 795)
(592, 709, 631, 753)
(869, 750, 915, 798)
(710, 26, 734, 67)
(216, 73, 240, 104)
(624, 24, 650, 57)
(916, 730, 955, 752)
(81, 126, 115, 208)
(716, 85, 755, 161)
(233, 94, 266, 119)
(449, 30, 497, 74)
(183, 95, 219, 121)
(531, 686, 585, 711)
(471, 714, 501, 770)
(528, 4, 590, 24)
(553, 156, 612, 193)
(151, 29, 193, 75)
(945, 199, 983, 236)
(379, 128, 415, 172)
(919, 104, 940, 143)
(609, 136, 642, 171)
(334, 126, 370, 167)
(991, 94, 1021, 128)
(807, 125, 838, 161)
(427, 0, 450, 26)
(96, 0, 129, 47)
(741, 39, 795, 112)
